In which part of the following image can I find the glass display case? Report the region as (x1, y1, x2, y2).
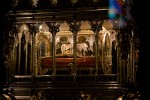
(1, 0, 141, 99)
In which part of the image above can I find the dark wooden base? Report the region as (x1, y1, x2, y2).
(3, 75, 127, 100)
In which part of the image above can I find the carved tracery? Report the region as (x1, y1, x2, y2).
(13, 24, 32, 75)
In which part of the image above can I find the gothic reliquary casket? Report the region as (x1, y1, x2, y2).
(2, 0, 141, 99)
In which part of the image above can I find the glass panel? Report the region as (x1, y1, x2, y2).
(55, 22, 73, 74)
(56, 22, 73, 57)
(76, 29, 95, 74)
(98, 20, 117, 74)
(35, 23, 52, 75)
(14, 24, 32, 75)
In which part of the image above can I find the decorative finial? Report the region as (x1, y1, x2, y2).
(51, 0, 58, 6)
(32, 0, 39, 7)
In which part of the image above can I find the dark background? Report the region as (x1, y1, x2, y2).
(0, 0, 12, 93)
(131, 0, 147, 98)
(126, 0, 147, 98)
(0, 0, 146, 98)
